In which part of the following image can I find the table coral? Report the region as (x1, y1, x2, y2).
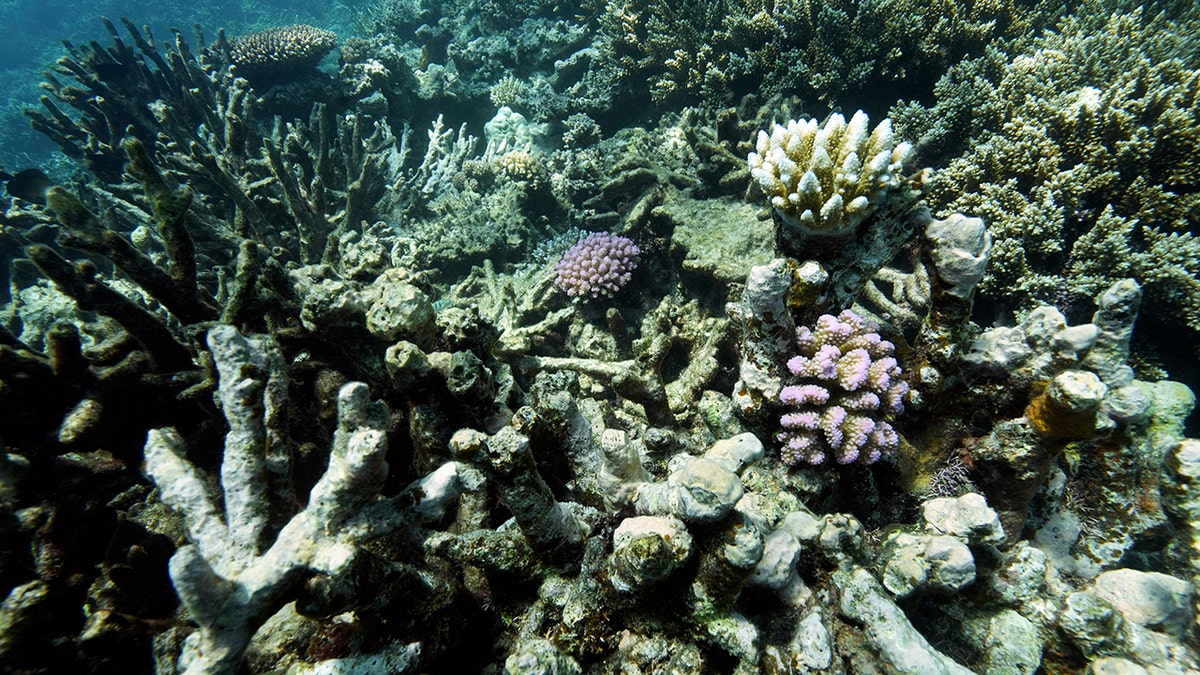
(225, 24, 338, 81)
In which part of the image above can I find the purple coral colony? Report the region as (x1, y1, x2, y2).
(553, 231, 641, 299)
(1, 2, 1198, 675)
(778, 310, 906, 465)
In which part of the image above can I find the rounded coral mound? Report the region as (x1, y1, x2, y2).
(227, 25, 338, 80)
(553, 232, 641, 300)
(777, 309, 909, 466)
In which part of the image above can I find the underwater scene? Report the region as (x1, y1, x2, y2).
(1, 0, 1199, 672)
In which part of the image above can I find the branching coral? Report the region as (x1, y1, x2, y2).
(912, 10, 1200, 333)
(776, 310, 908, 465)
(748, 110, 913, 237)
(145, 325, 470, 674)
(26, 18, 404, 267)
(553, 232, 641, 299)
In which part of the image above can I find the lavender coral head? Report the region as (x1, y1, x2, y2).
(777, 309, 909, 466)
(553, 232, 641, 299)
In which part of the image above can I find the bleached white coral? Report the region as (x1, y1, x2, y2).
(747, 110, 913, 236)
(145, 326, 473, 675)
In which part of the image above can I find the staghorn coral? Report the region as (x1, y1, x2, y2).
(25, 19, 404, 267)
(26, 18, 224, 182)
(776, 309, 909, 465)
(0, 141, 221, 459)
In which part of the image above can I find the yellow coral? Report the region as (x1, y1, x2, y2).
(496, 150, 545, 185)
(489, 75, 528, 109)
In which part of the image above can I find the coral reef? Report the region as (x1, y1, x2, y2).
(0, 2, 1198, 674)
(896, 9, 1200, 339)
(588, 0, 1064, 114)
(145, 325, 470, 674)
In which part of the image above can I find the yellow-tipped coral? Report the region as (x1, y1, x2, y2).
(747, 110, 912, 237)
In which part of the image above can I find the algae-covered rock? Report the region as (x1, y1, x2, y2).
(364, 270, 435, 343)
(1058, 591, 1127, 660)
(880, 531, 976, 598)
(921, 492, 1005, 545)
(1086, 658, 1150, 675)
(925, 213, 992, 299)
(662, 191, 774, 289)
(504, 638, 580, 675)
(1090, 569, 1193, 638)
(970, 609, 1042, 675)
(834, 567, 976, 674)
(607, 515, 692, 593)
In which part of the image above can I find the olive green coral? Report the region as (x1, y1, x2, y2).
(591, 0, 1063, 110)
(914, 9, 1200, 331)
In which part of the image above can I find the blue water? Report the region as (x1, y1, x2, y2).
(0, 0, 350, 167)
